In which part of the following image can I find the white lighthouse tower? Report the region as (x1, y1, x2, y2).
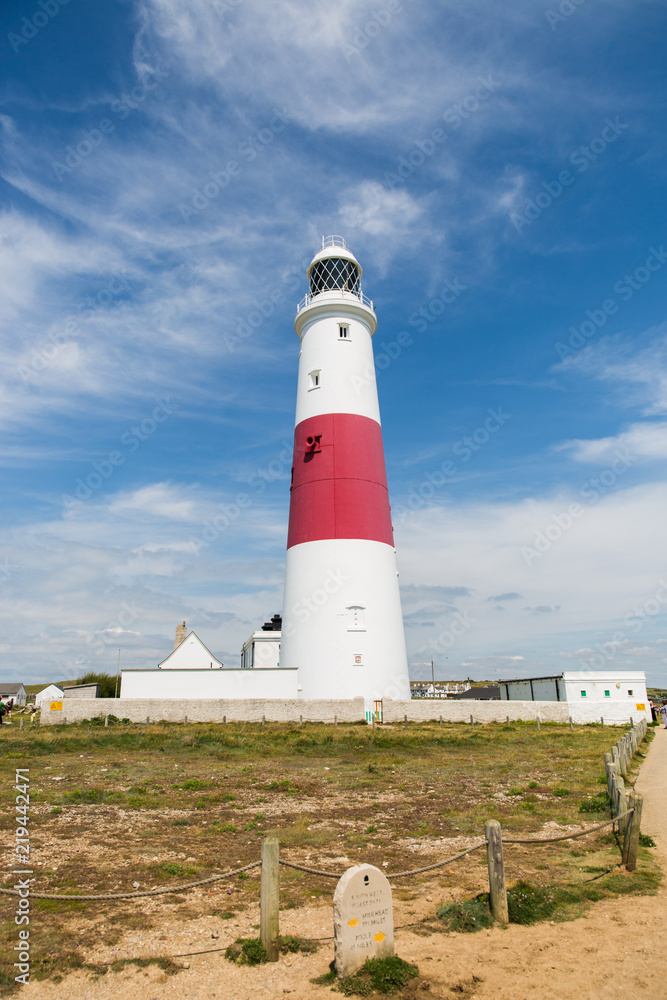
(281, 236, 411, 718)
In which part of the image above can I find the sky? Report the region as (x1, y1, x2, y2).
(1, 0, 666, 687)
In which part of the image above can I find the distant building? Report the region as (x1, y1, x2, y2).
(499, 670, 651, 722)
(63, 683, 100, 699)
(410, 681, 470, 699)
(35, 684, 64, 706)
(158, 627, 223, 670)
(452, 685, 500, 700)
(0, 683, 27, 707)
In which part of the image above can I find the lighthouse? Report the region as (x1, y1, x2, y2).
(281, 236, 411, 717)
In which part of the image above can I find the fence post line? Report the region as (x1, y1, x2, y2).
(484, 820, 508, 924)
(260, 836, 280, 961)
(622, 792, 643, 871)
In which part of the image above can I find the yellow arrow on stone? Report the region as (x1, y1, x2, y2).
(348, 918, 359, 927)
(374, 932, 385, 943)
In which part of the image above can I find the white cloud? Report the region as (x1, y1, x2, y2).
(560, 420, 667, 464)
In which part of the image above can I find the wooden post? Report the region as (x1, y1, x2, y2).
(536, 716, 541, 732)
(299, 714, 303, 726)
(334, 715, 337, 727)
(439, 715, 443, 728)
(146, 716, 150, 724)
(223, 715, 226, 725)
(470, 714, 474, 726)
(615, 776, 627, 834)
(260, 836, 280, 961)
(569, 716, 573, 731)
(506, 715, 510, 727)
(622, 792, 643, 871)
(104, 715, 109, 727)
(404, 714, 408, 730)
(616, 741, 627, 778)
(601, 716, 604, 727)
(184, 715, 187, 725)
(372, 713, 376, 730)
(262, 715, 266, 726)
(19, 717, 24, 731)
(485, 820, 508, 924)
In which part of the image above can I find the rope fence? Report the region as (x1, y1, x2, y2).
(0, 718, 649, 959)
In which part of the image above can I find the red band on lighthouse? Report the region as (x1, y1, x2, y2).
(287, 412, 394, 548)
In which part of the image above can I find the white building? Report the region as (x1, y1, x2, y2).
(0, 683, 27, 707)
(120, 619, 296, 700)
(35, 684, 64, 706)
(499, 670, 651, 723)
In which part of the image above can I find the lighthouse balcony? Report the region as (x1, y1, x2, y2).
(296, 288, 374, 314)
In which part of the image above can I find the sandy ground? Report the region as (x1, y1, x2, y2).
(17, 728, 667, 999)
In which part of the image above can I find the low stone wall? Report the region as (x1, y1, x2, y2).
(383, 700, 570, 724)
(40, 695, 646, 726)
(40, 697, 366, 725)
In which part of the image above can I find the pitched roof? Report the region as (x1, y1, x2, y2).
(158, 630, 223, 668)
(0, 683, 26, 695)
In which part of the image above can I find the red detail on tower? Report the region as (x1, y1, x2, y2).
(287, 412, 394, 549)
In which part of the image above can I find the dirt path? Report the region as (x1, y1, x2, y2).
(20, 729, 667, 999)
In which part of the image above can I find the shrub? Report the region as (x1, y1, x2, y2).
(507, 881, 558, 924)
(337, 956, 419, 996)
(224, 938, 267, 965)
(579, 791, 610, 813)
(437, 897, 494, 932)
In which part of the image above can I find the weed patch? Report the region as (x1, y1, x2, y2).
(437, 897, 494, 932)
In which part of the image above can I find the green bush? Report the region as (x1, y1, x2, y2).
(579, 791, 610, 813)
(437, 896, 494, 932)
(337, 956, 419, 996)
(224, 937, 267, 965)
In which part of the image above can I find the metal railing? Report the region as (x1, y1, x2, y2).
(296, 288, 374, 313)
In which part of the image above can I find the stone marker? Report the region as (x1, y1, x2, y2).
(333, 864, 393, 978)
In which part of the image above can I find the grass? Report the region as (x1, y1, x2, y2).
(0, 718, 649, 995)
(225, 935, 318, 965)
(314, 956, 419, 996)
(437, 897, 494, 931)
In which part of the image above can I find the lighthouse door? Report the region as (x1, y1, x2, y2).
(373, 700, 383, 724)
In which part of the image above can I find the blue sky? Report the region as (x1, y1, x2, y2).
(1, 0, 666, 686)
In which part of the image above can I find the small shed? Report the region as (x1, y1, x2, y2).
(63, 683, 100, 699)
(35, 684, 64, 706)
(0, 683, 27, 707)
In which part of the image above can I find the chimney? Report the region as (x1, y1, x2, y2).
(175, 620, 187, 649)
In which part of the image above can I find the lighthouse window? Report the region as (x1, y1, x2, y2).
(339, 324, 349, 339)
(309, 370, 321, 389)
